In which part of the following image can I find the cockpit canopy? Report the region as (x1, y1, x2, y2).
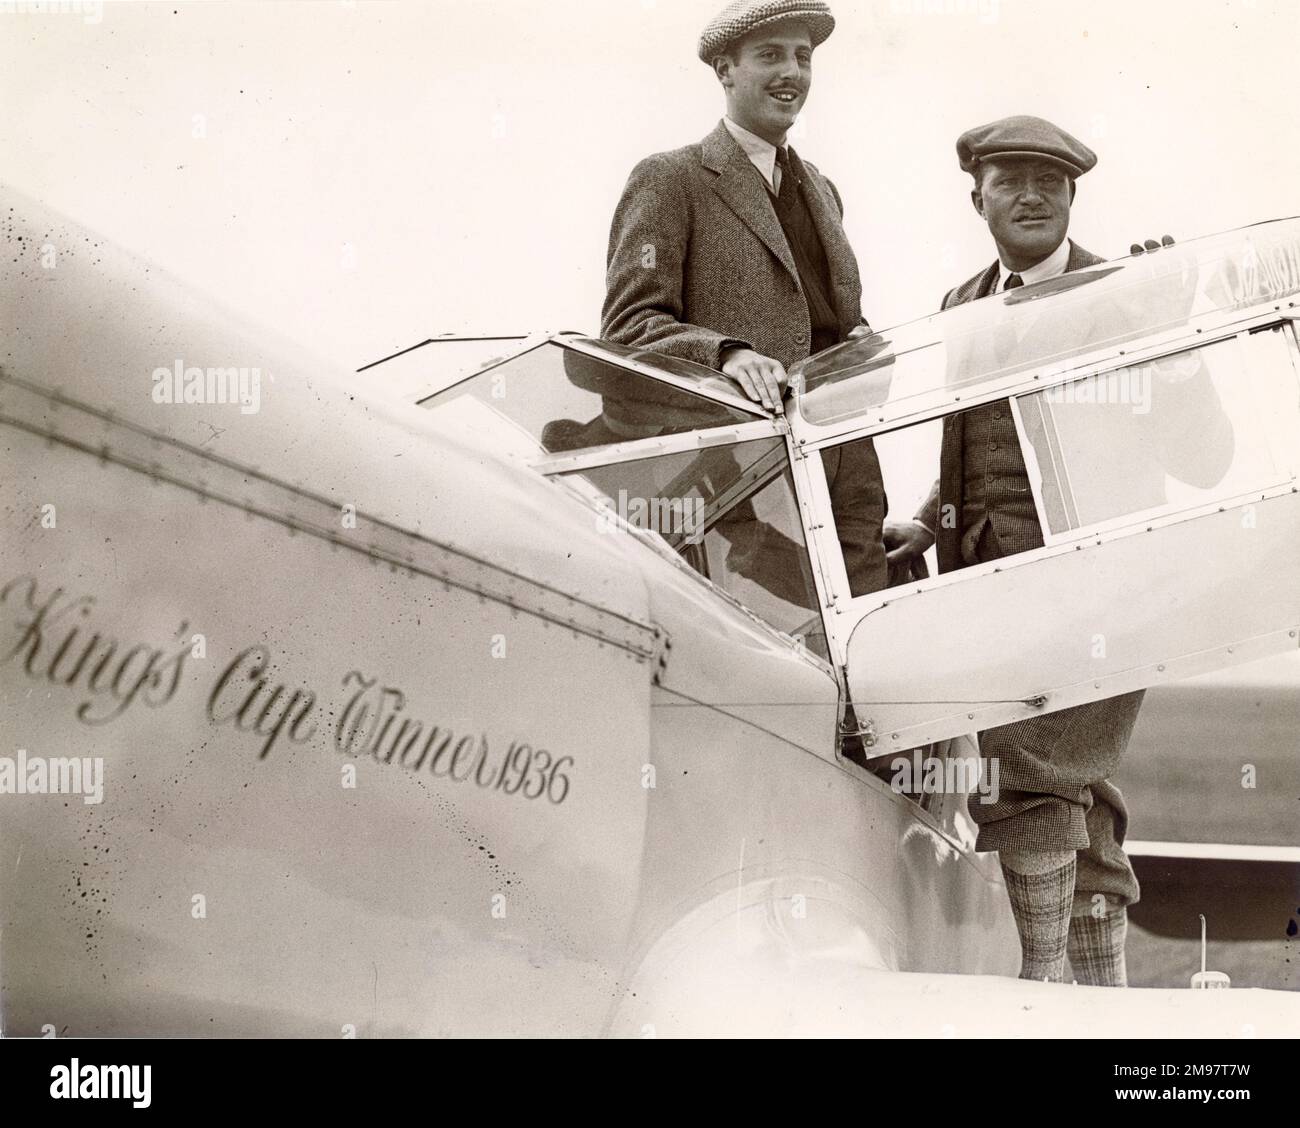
(790, 218, 1300, 431)
(410, 336, 763, 460)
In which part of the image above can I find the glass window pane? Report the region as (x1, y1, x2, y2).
(701, 469, 826, 656)
(419, 340, 754, 457)
(361, 337, 527, 401)
(792, 219, 1300, 428)
(558, 440, 825, 654)
(1017, 330, 1300, 536)
(566, 338, 755, 404)
(872, 421, 942, 580)
(809, 426, 938, 599)
(558, 437, 784, 547)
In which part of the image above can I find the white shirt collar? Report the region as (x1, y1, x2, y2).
(998, 238, 1071, 292)
(723, 116, 784, 194)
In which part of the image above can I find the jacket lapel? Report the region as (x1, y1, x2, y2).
(974, 260, 1001, 300)
(702, 121, 798, 282)
(1065, 239, 1105, 271)
(942, 261, 1001, 309)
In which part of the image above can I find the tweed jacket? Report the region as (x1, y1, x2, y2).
(601, 120, 868, 372)
(601, 121, 887, 596)
(918, 242, 1102, 573)
(917, 240, 1235, 573)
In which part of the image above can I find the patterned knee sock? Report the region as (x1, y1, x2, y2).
(1068, 895, 1128, 987)
(999, 853, 1076, 982)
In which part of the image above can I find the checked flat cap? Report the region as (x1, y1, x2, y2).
(957, 115, 1098, 179)
(698, 0, 836, 64)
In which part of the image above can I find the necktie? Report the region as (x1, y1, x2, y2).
(775, 147, 793, 202)
(989, 271, 1024, 381)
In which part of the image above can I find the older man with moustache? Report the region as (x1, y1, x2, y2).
(601, 0, 890, 598)
(886, 116, 1234, 986)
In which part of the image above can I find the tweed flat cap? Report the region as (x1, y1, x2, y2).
(698, 0, 835, 64)
(957, 115, 1098, 179)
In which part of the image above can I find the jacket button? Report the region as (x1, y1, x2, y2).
(796, 333, 807, 344)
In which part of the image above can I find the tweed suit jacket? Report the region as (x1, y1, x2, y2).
(917, 240, 1235, 573)
(601, 120, 868, 371)
(601, 121, 888, 596)
(918, 241, 1103, 573)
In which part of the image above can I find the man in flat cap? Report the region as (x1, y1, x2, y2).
(887, 116, 1233, 986)
(601, 0, 890, 597)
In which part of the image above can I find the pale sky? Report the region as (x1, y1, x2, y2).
(2, 0, 1297, 372)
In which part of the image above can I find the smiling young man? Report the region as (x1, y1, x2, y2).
(601, 0, 890, 598)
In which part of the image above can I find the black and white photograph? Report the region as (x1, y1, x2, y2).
(1, 0, 1298, 1073)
